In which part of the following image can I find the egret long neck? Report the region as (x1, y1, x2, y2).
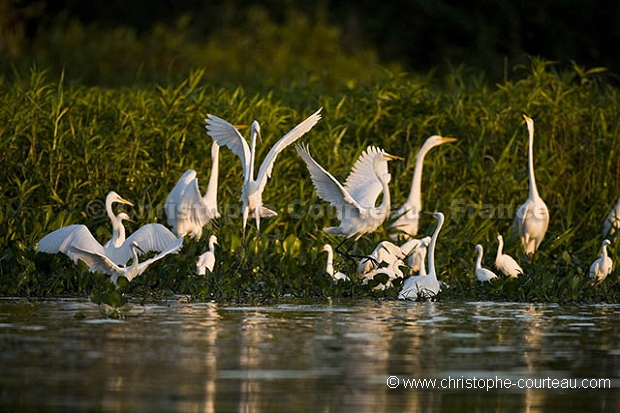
(203, 142, 219, 208)
(325, 247, 334, 275)
(476, 248, 483, 269)
(375, 159, 391, 216)
(405, 143, 433, 208)
(247, 123, 258, 182)
(527, 122, 540, 199)
(496, 237, 504, 261)
(427, 215, 444, 279)
(111, 217, 126, 247)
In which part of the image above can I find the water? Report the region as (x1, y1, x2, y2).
(1, 297, 619, 412)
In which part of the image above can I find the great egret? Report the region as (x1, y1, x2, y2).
(357, 240, 405, 276)
(398, 212, 444, 300)
(515, 114, 549, 256)
(474, 244, 498, 282)
(495, 234, 523, 278)
(602, 196, 620, 238)
(589, 239, 612, 281)
(404, 236, 431, 275)
(390, 136, 457, 239)
(37, 196, 179, 266)
(295, 144, 402, 241)
(69, 238, 184, 285)
(165, 142, 220, 240)
(205, 108, 322, 235)
(196, 235, 218, 275)
(321, 244, 350, 282)
(362, 259, 406, 290)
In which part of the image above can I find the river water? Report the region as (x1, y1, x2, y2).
(1, 297, 619, 412)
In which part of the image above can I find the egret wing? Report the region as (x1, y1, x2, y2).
(136, 237, 184, 278)
(66, 244, 123, 276)
(37, 224, 105, 265)
(205, 114, 251, 176)
(295, 143, 361, 214)
(165, 170, 197, 233)
(344, 146, 388, 208)
(254, 108, 322, 193)
(123, 224, 181, 261)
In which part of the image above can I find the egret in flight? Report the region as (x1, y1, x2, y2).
(37, 194, 179, 266)
(474, 244, 498, 282)
(205, 108, 322, 235)
(390, 136, 457, 239)
(515, 114, 549, 256)
(602, 196, 620, 238)
(321, 244, 350, 282)
(495, 234, 523, 278)
(295, 144, 402, 242)
(165, 142, 220, 240)
(70, 238, 184, 285)
(196, 235, 218, 275)
(589, 239, 612, 282)
(398, 212, 444, 300)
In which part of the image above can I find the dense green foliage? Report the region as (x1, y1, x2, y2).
(1, 58, 619, 304)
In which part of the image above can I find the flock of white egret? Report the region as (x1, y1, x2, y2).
(36, 110, 617, 299)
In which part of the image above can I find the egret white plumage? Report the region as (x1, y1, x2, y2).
(165, 142, 220, 239)
(295, 144, 402, 241)
(398, 212, 444, 300)
(362, 259, 406, 290)
(357, 240, 405, 276)
(37, 194, 179, 266)
(321, 244, 350, 282)
(404, 236, 431, 275)
(515, 114, 549, 256)
(474, 244, 498, 282)
(196, 235, 218, 275)
(390, 136, 457, 239)
(589, 239, 612, 282)
(69, 238, 184, 285)
(205, 108, 322, 235)
(602, 196, 620, 238)
(495, 234, 523, 278)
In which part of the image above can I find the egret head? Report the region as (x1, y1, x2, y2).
(107, 191, 134, 207)
(603, 239, 611, 247)
(424, 135, 457, 149)
(116, 212, 134, 223)
(321, 244, 332, 253)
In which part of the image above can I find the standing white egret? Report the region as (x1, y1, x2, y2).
(589, 239, 612, 282)
(602, 196, 620, 238)
(165, 142, 220, 240)
(515, 114, 549, 256)
(295, 144, 402, 241)
(361, 259, 406, 290)
(37, 197, 179, 266)
(357, 240, 405, 276)
(398, 212, 444, 300)
(196, 235, 219, 275)
(321, 244, 350, 282)
(205, 108, 322, 235)
(390, 136, 457, 239)
(495, 234, 523, 278)
(69, 238, 184, 285)
(474, 244, 498, 282)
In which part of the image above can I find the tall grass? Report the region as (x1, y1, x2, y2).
(1, 59, 619, 303)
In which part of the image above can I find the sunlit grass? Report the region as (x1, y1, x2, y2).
(1, 58, 620, 304)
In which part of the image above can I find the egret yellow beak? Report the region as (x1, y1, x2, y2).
(116, 196, 134, 207)
(522, 114, 532, 122)
(234, 124, 249, 130)
(440, 136, 458, 143)
(384, 153, 404, 161)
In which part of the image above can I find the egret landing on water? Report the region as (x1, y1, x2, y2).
(196, 235, 218, 275)
(205, 108, 322, 236)
(589, 239, 613, 282)
(296, 144, 402, 245)
(474, 244, 498, 282)
(515, 114, 549, 257)
(390, 136, 457, 240)
(37, 192, 179, 266)
(495, 234, 523, 278)
(321, 244, 350, 282)
(165, 142, 220, 240)
(398, 212, 444, 300)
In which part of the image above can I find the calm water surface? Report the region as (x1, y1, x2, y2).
(1, 297, 619, 412)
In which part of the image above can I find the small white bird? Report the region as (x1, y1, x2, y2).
(296, 144, 402, 241)
(589, 239, 613, 282)
(390, 136, 457, 239)
(69, 238, 184, 285)
(321, 244, 350, 282)
(37, 195, 179, 267)
(205, 108, 322, 235)
(398, 212, 444, 300)
(474, 244, 498, 282)
(362, 259, 406, 290)
(196, 235, 219, 275)
(165, 142, 220, 240)
(400, 236, 431, 274)
(357, 240, 405, 276)
(495, 234, 523, 278)
(515, 114, 549, 256)
(602, 196, 620, 238)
